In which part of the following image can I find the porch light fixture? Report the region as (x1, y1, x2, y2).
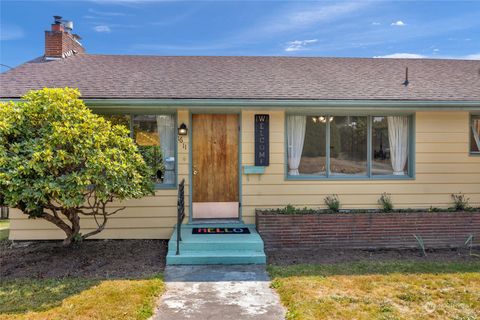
(178, 123, 188, 135)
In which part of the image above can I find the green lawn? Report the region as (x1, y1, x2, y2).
(0, 220, 9, 240)
(0, 276, 164, 320)
(269, 261, 480, 320)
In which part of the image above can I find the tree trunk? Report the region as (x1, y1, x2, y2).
(40, 212, 74, 245)
(63, 209, 81, 246)
(39, 209, 81, 246)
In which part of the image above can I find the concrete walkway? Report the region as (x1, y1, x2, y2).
(152, 265, 286, 320)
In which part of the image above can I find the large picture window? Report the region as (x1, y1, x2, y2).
(471, 115, 480, 154)
(287, 114, 412, 179)
(330, 116, 367, 176)
(101, 113, 176, 187)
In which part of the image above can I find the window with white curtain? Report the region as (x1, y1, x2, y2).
(372, 116, 409, 175)
(100, 113, 176, 187)
(470, 115, 480, 154)
(286, 114, 412, 179)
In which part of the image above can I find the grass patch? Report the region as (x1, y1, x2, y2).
(0, 275, 164, 320)
(268, 261, 480, 320)
(0, 220, 9, 240)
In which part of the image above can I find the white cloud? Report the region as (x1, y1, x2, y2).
(374, 53, 425, 58)
(93, 25, 111, 33)
(0, 24, 24, 41)
(285, 39, 318, 52)
(463, 53, 480, 60)
(391, 20, 406, 27)
(374, 52, 480, 60)
(371, 22, 381, 25)
(255, 1, 373, 36)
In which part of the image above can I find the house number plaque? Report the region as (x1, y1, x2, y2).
(254, 114, 269, 166)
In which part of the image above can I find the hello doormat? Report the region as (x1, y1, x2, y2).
(192, 227, 251, 234)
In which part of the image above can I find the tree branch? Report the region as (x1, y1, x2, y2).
(40, 212, 72, 238)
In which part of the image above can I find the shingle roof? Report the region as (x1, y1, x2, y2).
(1, 54, 480, 101)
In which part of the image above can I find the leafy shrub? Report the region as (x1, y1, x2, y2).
(285, 204, 296, 214)
(324, 194, 340, 212)
(0, 88, 154, 245)
(378, 193, 393, 212)
(275, 205, 317, 215)
(137, 145, 164, 183)
(451, 193, 470, 211)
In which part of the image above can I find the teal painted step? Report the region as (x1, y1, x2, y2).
(167, 251, 266, 265)
(166, 224, 266, 265)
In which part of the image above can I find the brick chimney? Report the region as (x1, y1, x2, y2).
(45, 16, 85, 59)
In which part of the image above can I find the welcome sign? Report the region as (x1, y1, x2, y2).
(254, 114, 270, 166)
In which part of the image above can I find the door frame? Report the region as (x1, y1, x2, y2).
(188, 110, 243, 223)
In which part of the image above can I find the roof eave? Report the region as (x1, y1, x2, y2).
(2, 98, 480, 111)
(84, 98, 480, 111)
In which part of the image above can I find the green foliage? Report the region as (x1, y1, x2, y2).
(284, 204, 296, 214)
(137, 145, 164, 183)
(324, 194, 340, 212)
(427, 206, 442, 213)
(451, 193, 470, 211)
(378, 193, 393, 213)
(413, 234, 427, 257)
(100, 114, 131, 128)
(0, 88, 154, 244)
(269, 205, 318, 215)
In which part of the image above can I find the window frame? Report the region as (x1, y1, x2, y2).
(98, 111, 178, 189)
(285, 113, 415, 181)
(469, 113, 480, 156)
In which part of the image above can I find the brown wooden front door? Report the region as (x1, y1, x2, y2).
(192, 114, 239, 219)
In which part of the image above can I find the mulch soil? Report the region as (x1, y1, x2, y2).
(0, 239, 167, 279)
(2, 239, 478, 279)
(267, 247, 480, 265)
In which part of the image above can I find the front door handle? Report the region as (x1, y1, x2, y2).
(193, 165, 198, 175)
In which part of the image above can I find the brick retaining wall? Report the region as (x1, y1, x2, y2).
(255, 211, 480, 250)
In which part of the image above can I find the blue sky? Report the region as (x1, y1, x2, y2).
(1, 0, 480, 71)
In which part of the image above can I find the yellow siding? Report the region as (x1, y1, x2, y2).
(9, 110, 480, 239)
(240, 111, 480, 224)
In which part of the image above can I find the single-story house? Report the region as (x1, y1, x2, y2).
(1, 18, 480, 264)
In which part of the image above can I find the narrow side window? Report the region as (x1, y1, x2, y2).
(471, 115, 480, 154)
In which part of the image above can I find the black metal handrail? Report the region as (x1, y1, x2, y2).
(176, 179, 185, 255)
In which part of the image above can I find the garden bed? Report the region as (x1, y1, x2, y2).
(0, 239, 167, 279)
(256, 210, 480, 250)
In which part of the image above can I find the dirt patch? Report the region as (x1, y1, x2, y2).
(267, 247, 480, 266)
(0, 239, 167, 279)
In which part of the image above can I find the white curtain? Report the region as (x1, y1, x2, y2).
(387, 116, 409, 175)
(287, 115, 306, 175)
(157, 115, 175, 184)
(472, 119, 480, 151)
